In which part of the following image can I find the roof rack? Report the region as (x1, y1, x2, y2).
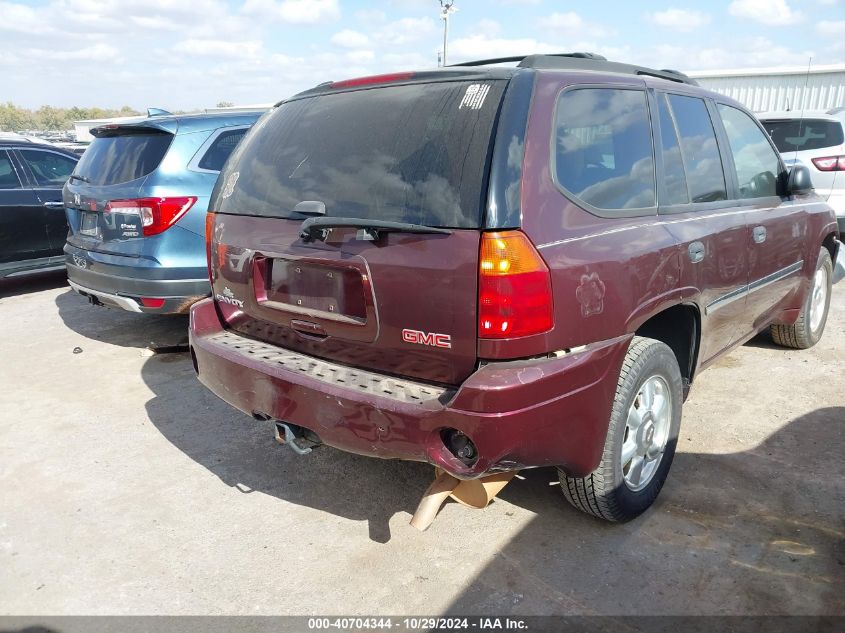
(450, 52, 699, 86)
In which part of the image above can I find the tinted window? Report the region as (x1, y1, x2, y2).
(718, 104, 781, 199)
(215, 80, 507, 228)
(198, 128, 247, 172)
(657, 94, 689, 206)
(73, 131, 172, 186)
(761, 118, 845, 153)
(667, 94, 727, 203)
(554, 88, 655, 211)
(0, 152, 21, 188)
(19, 149, 77, 186)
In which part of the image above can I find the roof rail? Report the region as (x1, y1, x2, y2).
(450, 53, 699, 86)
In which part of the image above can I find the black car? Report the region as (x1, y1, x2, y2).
(0, 139, 78, 278)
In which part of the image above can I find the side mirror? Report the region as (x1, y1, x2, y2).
(787, 164, 813, 195)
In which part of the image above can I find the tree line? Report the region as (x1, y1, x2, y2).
(0, 103, 142, 132)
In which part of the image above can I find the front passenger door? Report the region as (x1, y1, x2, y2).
(715, 104, 806, 332)
(15, 148, 78, 255)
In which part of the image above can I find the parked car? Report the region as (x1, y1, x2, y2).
(759, 108, 845, 234)
(189, 54, 841, 522)
(0, 139, 78, 278)
(63, 109, 263, 313)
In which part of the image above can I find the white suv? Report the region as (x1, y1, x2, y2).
(759, 108, 845, 234)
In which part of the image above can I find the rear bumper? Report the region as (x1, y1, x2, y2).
(65, 246, 209, 314)
(189, 298, 629, 478)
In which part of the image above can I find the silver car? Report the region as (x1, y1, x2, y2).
(759, 108, 845, 234)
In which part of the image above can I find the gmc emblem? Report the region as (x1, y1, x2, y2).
(402, 329, 452, 349)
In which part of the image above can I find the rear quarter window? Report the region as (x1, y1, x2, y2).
(73, 131, 173, 186)
(197, 128, 248, 172)
(553, 87, 656, 214)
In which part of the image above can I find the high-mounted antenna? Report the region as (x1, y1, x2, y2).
(792, 57, 813, 169)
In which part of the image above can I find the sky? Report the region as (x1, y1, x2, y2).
(1, 0, 843, 110)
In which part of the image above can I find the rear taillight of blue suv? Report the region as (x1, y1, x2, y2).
(105, 196, 197, 236)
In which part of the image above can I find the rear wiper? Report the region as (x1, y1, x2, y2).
(69, 174, 90, 183)
(299, 217, 452, 243)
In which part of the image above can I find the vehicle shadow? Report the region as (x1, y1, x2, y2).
(446, 405, 845, 616)
(54, 288, 189, 350)
(140, 350, 431, 543)
(139, 337, 845, 614)
(0, 270, 67, 300)
(743, 329, 781, 350)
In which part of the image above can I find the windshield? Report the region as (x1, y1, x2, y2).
(73, 130, 173, 186)
(213, 80, 507, 228)
(760, 118, 845, 153)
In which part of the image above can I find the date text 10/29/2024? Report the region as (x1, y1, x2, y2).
(307, 617, 528, 631)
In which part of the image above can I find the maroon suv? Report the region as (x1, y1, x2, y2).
(189, 54, 841, 521)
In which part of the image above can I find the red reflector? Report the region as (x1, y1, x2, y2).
(105, 197, 197, 236)
(811, 155, 845, 171)
(478, 231, 553, 339)
(331, 71, 415, 89)
(140, 298, 166, 308)
(205, 212, 215, 281)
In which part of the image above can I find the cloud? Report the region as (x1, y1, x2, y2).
(345, 49, 375, 63)
(375, 17, 438, 46)
(241, 0, 340, 24)
(331, 29, 370, 48)
(173, 38, 263, 60)
(649, 8, 711, 31)
(447, 35, 559, 62)
(649, 37, 814, 71)
(540, 12, 616, 38)
(816, 20, 845, 37)
(728, 0, 802, 26)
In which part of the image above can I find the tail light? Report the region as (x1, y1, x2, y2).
(105, 197, 197, 236)
(811, 156, 845, 171)
(205, 212, 215, 280)
(478, 231, 553, 339)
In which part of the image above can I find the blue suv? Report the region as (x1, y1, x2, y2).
(63, 109, 263, 313)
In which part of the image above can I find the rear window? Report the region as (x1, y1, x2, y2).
(761, 118, 845, 153)
(73, 130, 173, 186)
(214, 80, 507, 228)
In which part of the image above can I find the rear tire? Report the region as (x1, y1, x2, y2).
(559, 336, 683, 522)
(771, 248, 832, 350)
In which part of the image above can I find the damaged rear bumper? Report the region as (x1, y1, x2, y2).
(189, 298, 629, 479)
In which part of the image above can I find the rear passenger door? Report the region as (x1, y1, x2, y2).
(0, 149, 53, 264)
(15, 148, 78, 254)
(654, 91, 749, 364)
(714, 103, 806, 332)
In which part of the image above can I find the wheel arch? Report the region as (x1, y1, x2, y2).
(822, 231, 838, 264)
(633, 302, 701, 396)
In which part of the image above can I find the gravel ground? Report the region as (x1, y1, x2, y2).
(0, 271, 842, 616)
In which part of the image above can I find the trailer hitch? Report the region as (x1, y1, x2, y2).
(274, 422, 321, 455)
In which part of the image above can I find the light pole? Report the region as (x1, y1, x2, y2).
(439, 1, 456, 66)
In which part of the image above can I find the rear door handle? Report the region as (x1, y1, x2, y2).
(43, 201, 64, 208)
(688, 241, 705, 264)
(753, 226, 767, 244)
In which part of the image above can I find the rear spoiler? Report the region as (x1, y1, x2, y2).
(91, 119, 178, 138)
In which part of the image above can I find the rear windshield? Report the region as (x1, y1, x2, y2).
(73, 130, 173, 186)
(760, 118, 845, 153)
(214, 80, 507, 228)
